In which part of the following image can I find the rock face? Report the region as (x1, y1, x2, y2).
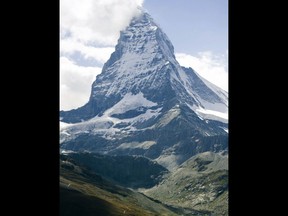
(60, 12, 228, 170)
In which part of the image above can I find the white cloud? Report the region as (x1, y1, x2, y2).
(60, 38, 114, 64)
(60, 0, 144, 45)
(60, 57, 102, 110)
(176, 51, 228, 91)
(60, 0, 145, 110)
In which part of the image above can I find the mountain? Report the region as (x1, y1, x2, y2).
(143, 151, 228, 215)
(60, 153, 210, 216)
(60, 11, 228, 170)
(62, 152, 168, 189)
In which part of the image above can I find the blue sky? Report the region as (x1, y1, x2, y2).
(144, 0, 228, 55)
(60, 0, 228, 111)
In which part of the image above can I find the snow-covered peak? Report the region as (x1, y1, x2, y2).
(101, 12, 174, 71)
(60, 11, 228, 170)
(60, 11, 228, 125)
(88, 11, 179, 104)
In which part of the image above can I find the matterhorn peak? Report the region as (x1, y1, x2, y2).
(60, 11, 228, 169)
(60, 11, 227, 124)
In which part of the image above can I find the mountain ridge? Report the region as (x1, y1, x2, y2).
(60, 12, 227, 124)
(143, 151, 228, 215)
(60, 11, 228, 170)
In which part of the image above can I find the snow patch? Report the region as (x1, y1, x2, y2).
(219, 127, 228, 133)
(59, 93, 162, 143)
(185, 103, 228, 123)
(150, 26, 158, 31)
(118, 141, 156, 150)
(60, 149, 75, 155)
(196, 99, 228, 113)
(106, 92, 157, 116)
(197, 115, 204, 120)
(196, 107, 228, 121)
(60, 121, 73, 129)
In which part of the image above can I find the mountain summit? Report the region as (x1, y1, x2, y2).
(60, 12, 228, 170)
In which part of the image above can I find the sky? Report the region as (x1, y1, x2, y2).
(60, 0, 228, 111)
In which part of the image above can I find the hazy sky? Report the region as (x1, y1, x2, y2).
(60, 0, 228, 111)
